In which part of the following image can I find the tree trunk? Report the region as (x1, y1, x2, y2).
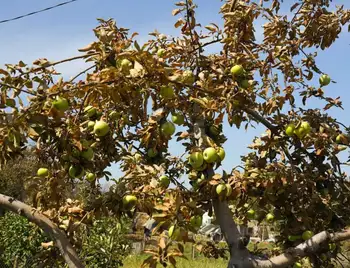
(0, 193, 84, 268)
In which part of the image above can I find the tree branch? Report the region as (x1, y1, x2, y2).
(0, 194, 84, 268)
(250, 229, 350, 268)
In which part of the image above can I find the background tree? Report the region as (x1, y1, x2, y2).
(0, 0, 350, 268)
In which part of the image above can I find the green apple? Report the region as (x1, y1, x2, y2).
(294, 127, 307, 139)
(336, 134, 348, 144)
(171, 113, 185, 125)
(122, 195, 138, 210)
(52, 97, 69, 111)
(319, 74, 331, 86)
(120, 59, 132, 70)
(285, 123, 295, 137)
(182, 70, 195, 85)
(134, 153, 142, 162)
(216, 147, 226, 161)
(161, 121, 176, 136)
(196, 162, 207, 171)
(216, 184, 226, 196)
(226, 184, 232, 197)
(247, 209, 256, 220)
(87, 121, 95, 130)
(37, 168, 49, 177)
(157, 48, 166, 57)
(329, 243, 336, 251)
(84, 105, 96, 118)
(300, 121, 311, 134)
(209, 125, 220, 136)
(230, 65, 244, 77)
(93, 120, 110, 137)
(168, 225, 181, 240)
(190, 215, 202, 229)
(293, 262, 302, 268)
(81, 148, 94, 161)
(86, 172, 96, 182)
(302, 230, 314, 241)
(160, 86, 175, 99)
(147, 148, 158, 158)
(266, 213, 275, 222)
(68, 165, 84, 179)
(240, 79, 250, 89)
(5, 99, 16, 108)
(188, 152, 204, 169)
(109, 111, 120, 120)
(288, 235, 301, 242)
(203, 147, 218, 163)
(159, 175, 170, 188)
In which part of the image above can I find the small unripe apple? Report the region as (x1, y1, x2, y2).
(120, 59, 132, 70)
(147, 148, 158, 158)
(171, 113, 185, 125)
(84, 105, 96, 118)
(247, 209, 256, 220)
(86, 173, 96, 182)
(168, 225, 181, 240)
(240, 79, 250, 89)
(209, 125, 220, 136)
(329, 243, 336, 251)
(216, 147, 226, 161)
(300, 121, 311, 134)
(68, 165, 84, 179)
(159, 175, 170, 188)
(230, 65, 244, 77)
(157, 48, 166, 57)
(294, 127, 307, 139)
(226, 184, 232, 197)
(188, 152, 204, 169)
(122, 195, 137, 210)
(336, 134, 348, 144)
(190, 215, 202, 229)
(319, 74, 331, 86)
(93, 120, 110, 137)
(160, 86, 175, 99)
(109, 111, 120, 120)
(37, 168, 49, 177)
(288, 235, 301, 242)
(87, 121, 95, 130)
(293, 262, 302, 268)
(216, 184, 226, 196)
(161, 121, 176, 136)
(81, 148, 94, 161)
(203, 147, 218, 163)
(302, 230, 314, 241)
(266, 213, 275, 222)
(285, 124, 295, 137)
(52, 97, 69, 111)
(182, 70, 195, 85)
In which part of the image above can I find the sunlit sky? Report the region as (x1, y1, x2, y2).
(1, 0, 349, 187)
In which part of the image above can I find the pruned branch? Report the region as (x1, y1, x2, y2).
(0, 194, 84, 268)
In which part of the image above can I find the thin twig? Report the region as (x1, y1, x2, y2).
(0, 82, 37, 96)
(69, 65, 96, 83)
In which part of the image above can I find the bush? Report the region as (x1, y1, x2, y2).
(80, 216, 132, 267)
(0, 212, 51, 267)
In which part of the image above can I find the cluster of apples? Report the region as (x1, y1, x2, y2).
(285, 121, 311, 139)
(167, 214, 203, 241)
(188, 147, 226, 170)
(243, 205, 275, 223)
(230, 64, 251, 90)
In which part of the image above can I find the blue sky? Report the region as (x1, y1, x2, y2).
(1, 1, 350, 184)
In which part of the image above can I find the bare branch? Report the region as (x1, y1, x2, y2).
(0, 194, 84, 268)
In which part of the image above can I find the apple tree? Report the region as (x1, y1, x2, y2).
(1, 0, 350, 267)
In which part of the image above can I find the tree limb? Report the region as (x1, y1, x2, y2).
(250, 229, 350, 268)
(0, 193, 85, 268)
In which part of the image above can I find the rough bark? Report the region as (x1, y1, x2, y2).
(0, 193, 85, 268)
